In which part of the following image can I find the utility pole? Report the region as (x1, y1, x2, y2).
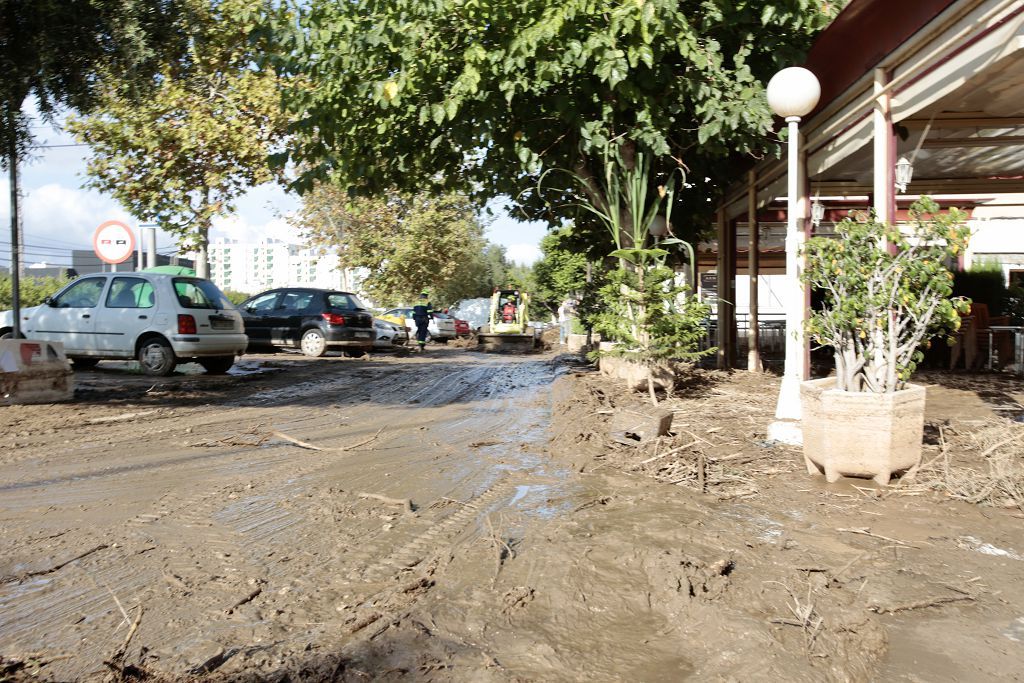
(7, 119, 22, 339)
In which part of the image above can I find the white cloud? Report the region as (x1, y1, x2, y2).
(506, 242, 543, 266)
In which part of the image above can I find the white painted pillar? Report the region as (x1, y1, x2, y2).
(873, 68, 894, 224)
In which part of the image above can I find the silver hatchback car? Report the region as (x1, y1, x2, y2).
(0, 272, 248, 376)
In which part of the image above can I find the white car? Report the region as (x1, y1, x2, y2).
(0, 272, 248, 376)
(373, 318, 408, 349)
(381, 307, 456, 342)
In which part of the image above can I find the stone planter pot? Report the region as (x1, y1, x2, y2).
(598, 350, 673, 392)
(800, 377, 926, 485)
(566, 333, 598, 354)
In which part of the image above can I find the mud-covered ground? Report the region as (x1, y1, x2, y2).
(1, 346, 1022, 681)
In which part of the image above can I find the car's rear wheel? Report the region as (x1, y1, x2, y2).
(0, 329, 14, 340)
(300, 328, 327, 357)
(70, 357, 100, 369)
(137, 338, 177, 376)
(199, 356, 235, 374)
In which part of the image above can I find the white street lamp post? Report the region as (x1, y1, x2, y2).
(765, 67, 820, 445)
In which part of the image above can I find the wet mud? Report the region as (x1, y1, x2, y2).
(0, 349, 1022, 680)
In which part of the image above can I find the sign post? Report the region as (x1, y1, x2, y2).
(93, 220, 136, 271)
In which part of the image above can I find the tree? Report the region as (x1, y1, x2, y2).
(1, 0, 182, 156)
(300, 188, 493, 308)
(68, 0, 290, 278)
(533, 227, 591, 313)
(269, 0, 839, 235)
(2, 0, 181, 336)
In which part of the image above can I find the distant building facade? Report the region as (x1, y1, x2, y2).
(207, 238, 352, 295)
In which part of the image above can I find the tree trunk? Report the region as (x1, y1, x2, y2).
(195, 187, 211, 279)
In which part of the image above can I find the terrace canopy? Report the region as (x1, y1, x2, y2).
(715, 0, 1024, 391)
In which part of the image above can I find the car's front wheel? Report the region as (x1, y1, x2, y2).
(137, 338, 177, 376)
(199, 356, 235, 374)
(300, 328, 327, 357)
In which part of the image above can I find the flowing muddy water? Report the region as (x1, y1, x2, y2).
(0, 350, 588, 679)
(1, 349, 1023, 681)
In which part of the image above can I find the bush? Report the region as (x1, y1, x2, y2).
(0, 274, 71, 310)
(802, 197, 970, 393)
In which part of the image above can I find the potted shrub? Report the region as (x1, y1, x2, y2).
(799, 197, 971, 484)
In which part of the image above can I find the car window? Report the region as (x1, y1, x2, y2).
(327, 293, 364, 309)
(246, 292, 280, 313)
(280, 291, 315, 312)
(173, 278, 233, 309)
(53, 277, 106, 308)
(106, 277, 155, 309)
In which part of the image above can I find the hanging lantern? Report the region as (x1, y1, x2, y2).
(895, 156, 914, 193)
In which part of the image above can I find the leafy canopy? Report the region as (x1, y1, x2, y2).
(269, 0, 838, 227)
(802, 197, 971, 393)
(0, 0, 183, 160)
(67, 0, 290, 275)
(300, 188, 494, 308)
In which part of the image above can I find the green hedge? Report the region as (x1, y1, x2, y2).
(0, 275, 71, 310)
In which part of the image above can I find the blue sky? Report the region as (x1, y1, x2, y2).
(1, 111, 548, 272)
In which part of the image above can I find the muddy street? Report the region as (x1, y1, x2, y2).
(1, 348, 1023, 681)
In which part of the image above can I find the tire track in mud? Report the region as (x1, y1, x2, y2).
(0, 352, 565, 676)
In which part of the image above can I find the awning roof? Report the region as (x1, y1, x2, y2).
(725, 0, 1024, 217)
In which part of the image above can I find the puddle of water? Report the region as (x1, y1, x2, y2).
(506, 483, 573, 520)
(957, 535, 1024, 561)
(1003, 616, 1024, 643)
(0, 575, 53, 612)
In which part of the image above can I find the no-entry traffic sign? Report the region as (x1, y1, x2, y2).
(93, 220, 136, 264)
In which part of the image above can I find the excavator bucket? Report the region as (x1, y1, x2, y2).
(477, 326, 538, 353)
(0, 339, 75, 405)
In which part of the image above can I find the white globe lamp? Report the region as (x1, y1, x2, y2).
(766, 67, 821, 120)
(766, 66, 820, 446)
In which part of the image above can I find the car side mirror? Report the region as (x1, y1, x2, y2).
(44, 296, 57, 307)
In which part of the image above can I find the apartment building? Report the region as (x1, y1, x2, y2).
(207, 238, 353, 294)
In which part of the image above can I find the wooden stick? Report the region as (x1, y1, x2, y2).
(7, 544, 109, 583)
(639, 440, 699, 465)
(270, 426, 384, 453)
(339, 427, 385, 452)
(269, 429, 325, 451)
(358, 492, 414, 514)
(869, 594, 974, 614)
(836, 527, 921, 549)
(108, 605, 143, 663)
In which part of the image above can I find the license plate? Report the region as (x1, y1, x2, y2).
(355, 331, 371, 338)
(209, 317, 234, 330)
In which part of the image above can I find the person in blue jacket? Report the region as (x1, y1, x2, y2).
(412, 292, 433, 352)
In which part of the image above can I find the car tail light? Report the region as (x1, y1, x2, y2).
(322, 312, 345, 325)
(178, 314, 197, 334)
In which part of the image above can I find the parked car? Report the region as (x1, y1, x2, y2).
(373, 318, 408, 349)
(0, 272, 247, 376)
(437, 311, 471, 337)
(380, 307, 456, 342)
(238, 288, 375, 357)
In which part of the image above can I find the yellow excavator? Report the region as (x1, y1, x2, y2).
(477, 288, 538, 353)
